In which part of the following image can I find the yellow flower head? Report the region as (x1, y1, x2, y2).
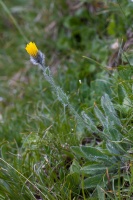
(25, 42, 38, 57)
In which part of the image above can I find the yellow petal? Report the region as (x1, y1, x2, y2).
(25, 42, 38, 57)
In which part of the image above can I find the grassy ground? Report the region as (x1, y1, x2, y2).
(0, 0, 133, 199)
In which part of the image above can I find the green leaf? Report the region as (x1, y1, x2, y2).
(81, 164, 107, 175)
(95, 94, 122, 141)
(106, 142, 126, 156)
(81, 111, 99, 134)
(105, 127, 122, 141)
(70, 159, 81, 174)
(65, 172, 80, 192)
(90, 78, 112, 98)
(118, 84, 126, 104)
(101, 94, 122, 129)
(71, 146, 86, 158)
(82, 174, 107, 189)
(71, 146, 112, 163)
(94, 106, 107, 128)
(97, 185, 105, 200)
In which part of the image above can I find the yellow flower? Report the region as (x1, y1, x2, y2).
(25, 42, 38, 57)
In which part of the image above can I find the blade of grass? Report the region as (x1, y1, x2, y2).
(0, 158, 50, 200)
(0, 0, 28, 42)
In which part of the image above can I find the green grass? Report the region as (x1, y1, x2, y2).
(0, 0, 133, 199)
